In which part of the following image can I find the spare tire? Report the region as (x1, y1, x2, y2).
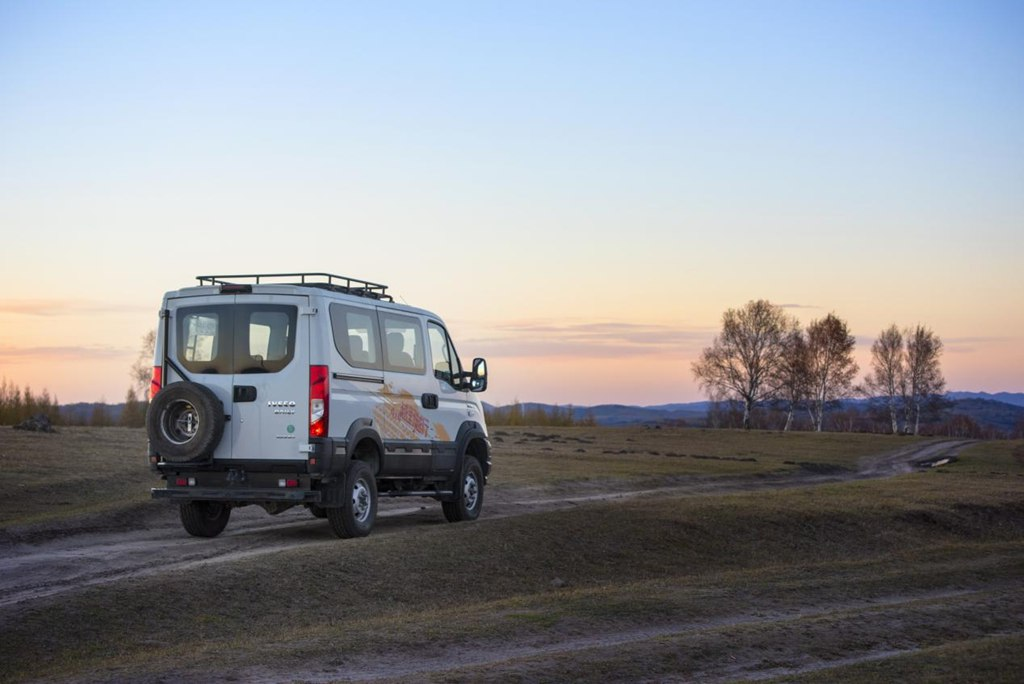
(147, 382, 225, 462)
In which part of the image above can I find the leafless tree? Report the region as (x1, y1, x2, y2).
(777, 330, 810, 432)
(904, 325, 945, 435)
(862, 324, 904, 434)
(805, 313, 858, 432)
(130, 330, 157, 399)
(692, 300, 797, 430)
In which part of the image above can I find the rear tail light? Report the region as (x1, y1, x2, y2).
(278, 478, 299, 488)
(309, 365, 329, 438)
(150, 366, 162, 399)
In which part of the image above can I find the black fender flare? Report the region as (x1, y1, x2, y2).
(454, 420, 491, 482)
(345, 418, 383, 475)
(321, 419, 383, 508)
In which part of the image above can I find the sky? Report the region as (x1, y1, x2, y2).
(1, 0, 1022, 406)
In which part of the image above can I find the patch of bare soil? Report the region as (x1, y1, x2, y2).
(0, 440, 974, 614)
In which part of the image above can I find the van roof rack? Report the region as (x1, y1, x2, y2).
(196, 273, 392, 301)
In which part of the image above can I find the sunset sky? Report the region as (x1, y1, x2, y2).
(1, 1, 1022, 406)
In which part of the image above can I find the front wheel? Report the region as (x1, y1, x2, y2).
(326, 460, 377, 538)
(179, 501, 231, 538)
(443, 456, 484, 523)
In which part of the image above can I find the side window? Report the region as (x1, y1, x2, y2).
(427, 321, 462, 386)
(331, 304, 381, 370)
(381, 312, 425, 374)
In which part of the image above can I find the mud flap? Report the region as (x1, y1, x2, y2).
(319, 475, 345, 508)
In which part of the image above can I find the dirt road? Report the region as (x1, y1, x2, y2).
(0, 439, 973, 614)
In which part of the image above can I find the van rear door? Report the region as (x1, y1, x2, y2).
(230, 295, 308, 461)
(168, 295, 237, 460)
(167, 294, 309, 462)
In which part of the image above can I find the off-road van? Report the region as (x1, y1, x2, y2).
(146, 273, 490, 539)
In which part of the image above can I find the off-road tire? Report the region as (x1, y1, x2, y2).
(326, 460, 377, 538)
(443, 456, 484, 523)
(147, 382, 225, 463)
(307, 504, 328, 519)
(179, 501, 231, 538)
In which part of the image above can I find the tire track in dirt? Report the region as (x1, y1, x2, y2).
(237, 585, 1020, 683)
(0, 439, 977, 613)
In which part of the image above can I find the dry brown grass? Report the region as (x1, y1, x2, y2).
(0, 427, 149, 527)
(0, 428, 1021, 682)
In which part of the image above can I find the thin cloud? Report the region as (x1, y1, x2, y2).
(0, 345, 133, 362)
(943, 336, 1011, 355)
(464, 320, 715, 359)
(0, 299, 153, 317)
(779, 303, 819, 310)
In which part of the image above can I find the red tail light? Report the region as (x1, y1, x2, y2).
(150, 366, 162, 399)
(309, 365, 329, 438)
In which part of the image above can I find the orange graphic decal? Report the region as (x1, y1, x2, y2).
(374, 384, 431, 440)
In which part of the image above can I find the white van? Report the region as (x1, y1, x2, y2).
(147, 273, 490, 539)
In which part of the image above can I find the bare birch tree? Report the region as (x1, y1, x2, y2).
(777, 329, 810, 432)
(692, 300, 796, 430)
(805, 313, 858, 432)
(130, 329, 157, 399)
(904, 325, 945, 435)
(862, 324, 904, 434)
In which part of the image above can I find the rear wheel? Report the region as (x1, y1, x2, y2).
(443, 456, 484, 523)
(326, 460, 377, 538)
(179, 501, 231, 538)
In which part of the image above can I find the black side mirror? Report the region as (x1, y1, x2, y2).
(470, 358, 487, 392)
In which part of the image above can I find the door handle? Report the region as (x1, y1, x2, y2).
(233, 385, 257, 403)
(421, 393, 439, 410)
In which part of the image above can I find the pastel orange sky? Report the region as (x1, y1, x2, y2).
(2, 2, 1022, 406)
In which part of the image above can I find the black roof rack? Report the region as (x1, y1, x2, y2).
(196, 273, 392, 301)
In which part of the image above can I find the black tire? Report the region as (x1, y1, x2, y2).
(179, 501, 231, 538)
(326, 460, 377, 538)
(307, 504, 328, 519)
(443, 456, 484, 523)
(147, 382, 225, 463)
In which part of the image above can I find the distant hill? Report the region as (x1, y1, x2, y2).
(486, 393, 1023, 434)
(946, 391, 1024, 408)
(60, 402, 125, 424)
(944, 398, 1024, 434)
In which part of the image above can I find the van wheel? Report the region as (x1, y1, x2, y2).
(443, 456, 484, 523)
(179, 501, 231, 537)
(307, 504, 328, 519)
(326, 460, 377, 538)
(147, 382, 225, 463)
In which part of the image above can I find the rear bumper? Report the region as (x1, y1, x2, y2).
(152, 487, 320, 503)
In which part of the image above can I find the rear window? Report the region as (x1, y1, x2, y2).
(177, 305, 297, 374)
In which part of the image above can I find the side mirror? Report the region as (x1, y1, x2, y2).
(470, 358, 487, 392)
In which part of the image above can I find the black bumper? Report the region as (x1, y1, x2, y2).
(152, 487, 321, 503)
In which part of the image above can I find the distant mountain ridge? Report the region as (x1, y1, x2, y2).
(486, 392, 1024, 433)
(945, 391, 1024, 408)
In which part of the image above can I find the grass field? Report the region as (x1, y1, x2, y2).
(0, 427, 149, 529)
(0, 427, 1021, 682)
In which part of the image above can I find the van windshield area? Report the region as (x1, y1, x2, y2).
(177, 305, 297, 374)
